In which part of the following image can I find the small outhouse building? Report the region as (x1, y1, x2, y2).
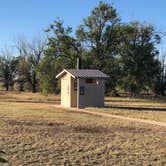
(56, 69, 109, 108)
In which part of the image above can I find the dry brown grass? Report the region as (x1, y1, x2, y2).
(88, 97, 166, 122)
(0, 91, 60, 103)
(0, 92, 166, 165)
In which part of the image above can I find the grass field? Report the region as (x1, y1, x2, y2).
(0, 92, 166, 165)
(88, 97, 166, 122)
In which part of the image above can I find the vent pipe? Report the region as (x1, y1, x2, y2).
(77, 57, 79, 69)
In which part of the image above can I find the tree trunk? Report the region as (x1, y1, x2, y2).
(5, 85, 9, 91)
(161, 88, 165, 96)
(31, 72, 37, 93)
(32, 84, 37, 93)
(19, 81, 24, 92)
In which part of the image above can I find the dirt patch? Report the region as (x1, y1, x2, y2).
(115, 125, 153, 134)
(72, 124, 153, 135)
(73, 125, 110, 134)
(7, 120, 64, 127)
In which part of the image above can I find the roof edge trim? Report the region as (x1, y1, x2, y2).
(56, 69, 76, 79)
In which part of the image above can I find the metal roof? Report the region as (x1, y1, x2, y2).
(56, 69, 109, 79)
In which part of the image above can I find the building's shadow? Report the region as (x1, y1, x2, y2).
(104, 105, 166, 112)
(105, 99, 149, 103)
(0, 99, 60, 104)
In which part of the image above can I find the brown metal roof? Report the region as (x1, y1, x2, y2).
(56, 69, 109, 79)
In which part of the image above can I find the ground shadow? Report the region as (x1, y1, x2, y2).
(104, 105, 166, 112)
(0, 99, 60, 104)
(105, 99, 147, 103)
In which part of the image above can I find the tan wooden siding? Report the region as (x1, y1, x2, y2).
(60, 73, 105, 108)
(61, 74, 71, 107)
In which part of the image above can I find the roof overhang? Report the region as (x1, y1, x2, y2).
(56, 69, 109, 79)
(56, 69, 76, 79)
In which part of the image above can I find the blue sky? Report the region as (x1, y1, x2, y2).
(0, 0, 166, 51)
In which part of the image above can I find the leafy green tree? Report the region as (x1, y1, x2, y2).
(38, 19, 82, 95)
(37, 52, 58, 95)
(118, 22, 161, 96)
(153, 53, 166, 96)
(16, 55, 31, 91)
(0, 50, 18, 91)
(76, 1, 121, 94)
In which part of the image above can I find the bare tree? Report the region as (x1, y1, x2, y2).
(15, 36, 47, 92)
